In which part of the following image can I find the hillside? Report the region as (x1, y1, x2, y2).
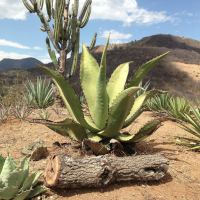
(1, 34, 200, 102)
(0, 57, 44, 72)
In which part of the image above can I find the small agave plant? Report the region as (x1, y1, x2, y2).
(33, 34, 169, 155)
(0, 154, 48, 200)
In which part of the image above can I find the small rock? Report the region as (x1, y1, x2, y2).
(21, 139, 48, 160)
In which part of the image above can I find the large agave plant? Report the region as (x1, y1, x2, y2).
(0, 154, 48, 200)
(33, 34, 169, 155)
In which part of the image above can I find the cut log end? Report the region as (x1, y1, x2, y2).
(44, 155, 60, 187)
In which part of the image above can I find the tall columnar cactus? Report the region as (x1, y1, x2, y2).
(31, 34, 170, 155)
(22, 0, 97, 106)
(0, 154, 48, 200)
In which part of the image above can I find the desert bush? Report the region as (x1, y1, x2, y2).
(24, 77, 54, 109)
(0, 103, 11, 122)
(39, 109, 52, 120)
(145, 93, 172, 112)
(134, 79, 151, 99)
(13, 101, 32, 121)
(161, 97, 192, 121)
(0, 154, 48, 200)
(173, 104, 200, 150)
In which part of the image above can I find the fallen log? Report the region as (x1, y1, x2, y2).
(44, 152, 169, 188)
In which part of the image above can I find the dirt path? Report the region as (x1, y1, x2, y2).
(1, 107, 200, 200)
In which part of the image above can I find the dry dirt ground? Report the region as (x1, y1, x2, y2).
(1, 105, 200, 200)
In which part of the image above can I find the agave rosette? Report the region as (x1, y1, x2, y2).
(0, 154, 48, 200)
(35, 34, 169, 155)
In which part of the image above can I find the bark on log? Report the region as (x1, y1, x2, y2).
(44, 152, 169, 188)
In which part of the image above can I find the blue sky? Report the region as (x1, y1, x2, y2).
(0, 0, 200, 64)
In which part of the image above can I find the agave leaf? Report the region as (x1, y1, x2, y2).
(0, 186, 19, 200)
(5, 169, 25, 188)
(13, 189, 32, 200)
(80, 43, 99, 120)
(36, 64, 99, 132)
(127, 51, 170, 88)
(98, 87, 141, 138)
(18, 157, 30, 183)
(115, 120, 160, 143)
(185, 146, 200, 151)
(83, 139, 110, 155)
(0, 155, 5, 174)
(46, 118, 88, 142)
(123, 90, 166, 128)
(20, 171, 43, 191)
(87, 132, 104, 142)
(107, 61, 131, 107)
(173, 140, 198, 147)
(0, 177, 5, 188)
(1, 154, 16, 182)
(173, 135, 200, 143)
(27, 185, 49, 199)
(94, 34, 109, 129)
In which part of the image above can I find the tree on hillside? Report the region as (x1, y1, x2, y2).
(22, 0, 97, 107)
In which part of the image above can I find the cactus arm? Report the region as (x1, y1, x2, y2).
(34, 1, 37, 11)
(38, 0, 44, 10)
(36, 64, 100, 132)
(70, 27, 80, 76)
(54, 0, 65, 44)
(39, 25, 46, 32)
(71, 14, 77, 43)
(80, 43, 99, 121)
(107, 61, 131, 107)
(80, 4, 91, 28)
(46, 0, 51, 21)
(89, 32, 97, 50)
(28, 0, 61, 52)
(93, 34, 109, 129)
(127, 51, 170, 88)
(78, 0, 91, 23)
(114, 120, 161, 143)
(22, 0, 35, 13)
(98, 87, 141, 138)
(74, 0, 79, 17)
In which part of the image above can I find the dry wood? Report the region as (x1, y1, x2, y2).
(44, 152, 169, 188)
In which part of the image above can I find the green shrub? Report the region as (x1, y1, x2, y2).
(173, 104, 200, 150)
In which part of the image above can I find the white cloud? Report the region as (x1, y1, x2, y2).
(0, 0, 27, 20)
(187, 13, 193, 16)
(33, 46, 43, 50)
(0, 51, 31, 61)
(40, 59, 52, 64)
(100, 30, 132, 44)
(1, 0, 176, 26)
(77, 0, 176, 26)
(0, 39, 30, 49)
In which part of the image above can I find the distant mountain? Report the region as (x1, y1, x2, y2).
(0, 57, 44, 72)
(1, 34, 200, 101)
